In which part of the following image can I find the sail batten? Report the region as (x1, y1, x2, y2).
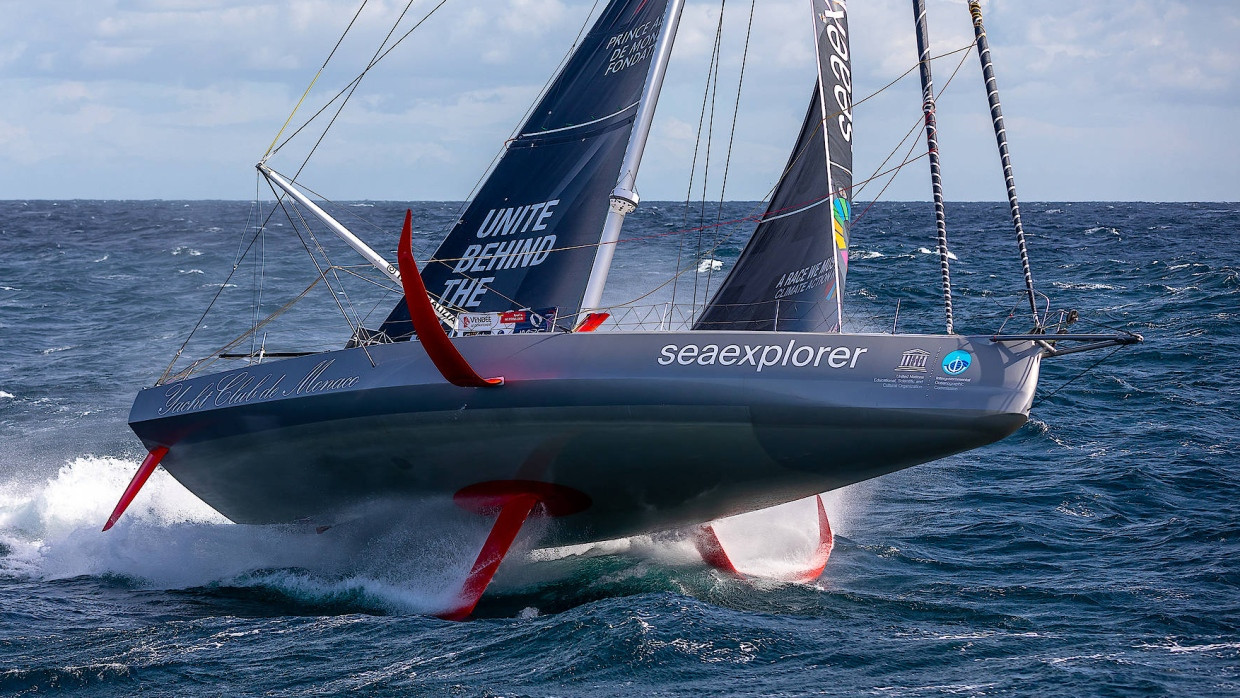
(695, 0, 852, 333)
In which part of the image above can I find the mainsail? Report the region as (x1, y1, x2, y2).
(695, 0, 852, 332)
(378, 0, 670, 338)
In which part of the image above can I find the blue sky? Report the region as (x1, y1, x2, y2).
(2, 0, 1237, 201)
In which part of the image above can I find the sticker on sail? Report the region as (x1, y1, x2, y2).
(453, 308, 558, 336)
(941, 350, 972, 376)
(604, 15, 664, 76)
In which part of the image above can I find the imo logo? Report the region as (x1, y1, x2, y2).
(941, 350, 972, 376)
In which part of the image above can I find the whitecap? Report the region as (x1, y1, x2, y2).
(852, 250, 884, 260)
(1050, 281, 1119, 291)
(93, 254, 109, 262)
(1134, 640, 1240, 655)
(697, 258, 723, 273)
(178, 269, 204, 275)
(1055, 503, 1096, 518)
(41, 346, 74, 355)
(916, 247, 958, 260)
(0, 390, 14, 399)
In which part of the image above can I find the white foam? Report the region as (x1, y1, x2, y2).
(704, 491, 857, 580)
(0, 457, 872, 611)
(916, 247, 958, 260)
(0, 456, 489, 615)
(0, 391, 14, 400)
(1051, 281, 1120, 291)
(530, 488, 867, 584)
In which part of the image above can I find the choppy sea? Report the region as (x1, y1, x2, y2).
(0, 200, 1237, 695)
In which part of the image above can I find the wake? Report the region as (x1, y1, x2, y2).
(1, 455, 866, 616)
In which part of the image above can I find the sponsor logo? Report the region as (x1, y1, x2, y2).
(817, 0, 852, 143)
(157, 360, 360, 415)
(605, 14, 663, 76)
(657, 341, 867, 373)
(458, 313, 496, 330)
(941, 350, 973, 376)
(453, 308, 558, 336)
(895, 348, 929, 373)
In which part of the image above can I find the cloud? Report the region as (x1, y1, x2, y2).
(0, 0, 1236, 200)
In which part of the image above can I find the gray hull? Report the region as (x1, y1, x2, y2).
(129, 331, 1040, 546)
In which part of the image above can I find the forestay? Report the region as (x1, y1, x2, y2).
(377, 0, 670, 339)
(695, 0, 852, 332)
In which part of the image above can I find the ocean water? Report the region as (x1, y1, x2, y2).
(0, 200, 1237, 695)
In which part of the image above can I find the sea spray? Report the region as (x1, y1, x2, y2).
(0, 457, 496, 615)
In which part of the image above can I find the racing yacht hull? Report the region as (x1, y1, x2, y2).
(128, 330, 1040, 546)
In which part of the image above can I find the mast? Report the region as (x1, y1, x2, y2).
(577, 0, 687, 319)
(912, 0, 954, 334)
(810, 0, 848, 330)
(968, 1, 1041, 330)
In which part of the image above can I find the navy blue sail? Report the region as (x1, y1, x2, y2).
(695, 0, 853, 332)
(378, 0, 669, 338)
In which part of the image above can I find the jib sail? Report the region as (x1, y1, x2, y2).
(695, 0, 852, 332)
(378, 0, 669, 338)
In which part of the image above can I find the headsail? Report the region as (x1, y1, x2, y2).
(378, 0, 670, 338)
(695, 0, 852, 332)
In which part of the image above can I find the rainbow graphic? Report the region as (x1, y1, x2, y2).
(833, 196, 851, 267)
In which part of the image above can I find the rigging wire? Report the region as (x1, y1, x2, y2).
(268, 188, 381, 365)
(671, 4, 724, 313)
(689, 2, 728, 315)
(853, 40, 974, 226)
(260, 0, 370, 163)
(286, 0, 424, 183)
(270, 0, 450, 164)
(447, 0, 604, 226)
(702, 0, 757, 307)
(1032, 345, 1125, 408)
(163, 278, 325, 383)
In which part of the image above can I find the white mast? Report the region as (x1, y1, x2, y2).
(577, 0, 687, 321)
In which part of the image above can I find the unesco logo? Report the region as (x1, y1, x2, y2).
(941, 350, 972, 376)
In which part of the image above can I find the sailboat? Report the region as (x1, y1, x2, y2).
(111, 0, 1138, 618)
